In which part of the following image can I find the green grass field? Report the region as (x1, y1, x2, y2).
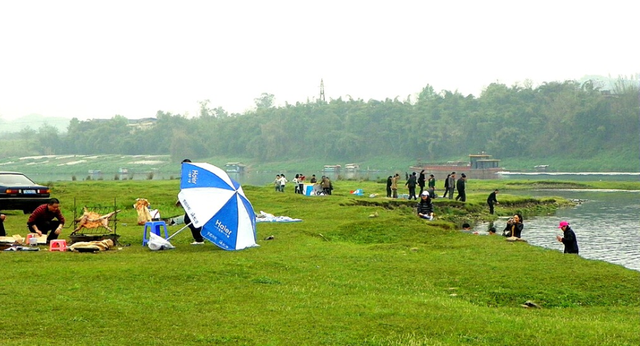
(1, 180, 638, 345)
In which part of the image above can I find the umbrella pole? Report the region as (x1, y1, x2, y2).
(167, 222, 193, 241)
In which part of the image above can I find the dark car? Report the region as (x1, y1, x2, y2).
(0, 172, 51, 214)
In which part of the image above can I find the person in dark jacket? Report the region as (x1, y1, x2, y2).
(0, 213, 6, 237)
(502, 214, 524, 238)
(386, 176, 392, 198)
(417, 170, 426, 196)
(556, 221, 579, 254)
(427, 174, 436, 198)
(455, 173, 467, 202)
(416, 191, 434, 220)
(446, 172, 456, 199)
(405, 172, 417, 200)
(442, 174, 451, 198)
(487, 189, 499, 214)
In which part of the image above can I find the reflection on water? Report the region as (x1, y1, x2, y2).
(478, 190, 640, 272)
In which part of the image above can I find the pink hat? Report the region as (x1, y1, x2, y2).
(558, 221, 569, 228)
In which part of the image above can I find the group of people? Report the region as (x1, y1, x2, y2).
(273, 173, 333, 195)
(391, 170, 468, 201)
(0, 161, 579, 254)
(410, 177, 579, 254)
(443, 172, 467, 201)
(386, 170, 439, 200)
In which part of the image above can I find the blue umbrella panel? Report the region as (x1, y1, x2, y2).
(178, 162, 258, 250)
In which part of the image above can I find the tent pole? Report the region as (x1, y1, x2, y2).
(167, 222, 193, 241)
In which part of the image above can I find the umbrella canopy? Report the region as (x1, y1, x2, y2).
(178, 162, 258, 250)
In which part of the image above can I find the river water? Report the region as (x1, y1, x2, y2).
(476, 189, 640, 272)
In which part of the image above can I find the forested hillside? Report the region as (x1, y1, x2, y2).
(2, 80, 638, 170)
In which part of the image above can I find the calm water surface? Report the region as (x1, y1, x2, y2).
(477, 189, 640, 272)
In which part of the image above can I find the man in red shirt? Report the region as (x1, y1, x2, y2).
(27, 198, 66, 244)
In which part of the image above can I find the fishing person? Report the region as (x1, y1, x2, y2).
(556, 221, 579, 254)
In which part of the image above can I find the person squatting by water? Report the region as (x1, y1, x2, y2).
(556, 221, 579, 254)
(502, 214, 524, 238)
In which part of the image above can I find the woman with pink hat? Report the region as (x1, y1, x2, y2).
(556, 221, 579, 254)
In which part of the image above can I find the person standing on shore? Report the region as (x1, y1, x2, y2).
(386, 176, 393, 198)
(405, 172, 417, 200)
(274, 175, 281, 192)
(487, 189, 499, 214)
(556, 221, 579, 254)
(455, 173, 466, 202)
(442, 174, 451, 198)
(427, 174, 436, 198)
(391, 173, 400, 199)
(446, 172, 456, 199)
(417, 170, 426, 196)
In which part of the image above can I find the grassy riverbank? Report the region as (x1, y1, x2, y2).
(2, 180, 639, 345)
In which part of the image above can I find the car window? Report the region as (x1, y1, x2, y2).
(0, 174, 37, 185)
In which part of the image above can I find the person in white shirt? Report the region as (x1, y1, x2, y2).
(279, 174, 288, 192)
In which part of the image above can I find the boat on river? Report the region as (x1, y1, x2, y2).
(322, 164, 341, 173)
(410, 152, 502, 179)
(225, 162, 246, 173)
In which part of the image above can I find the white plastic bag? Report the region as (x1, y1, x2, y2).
(148, 232, 175, 251)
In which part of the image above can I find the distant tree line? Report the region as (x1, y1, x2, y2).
(12, 80, 640, 164)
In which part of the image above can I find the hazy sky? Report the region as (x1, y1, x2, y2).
(0, 0, 637, 121)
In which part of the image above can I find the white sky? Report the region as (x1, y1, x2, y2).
(0, 0, 637, 121)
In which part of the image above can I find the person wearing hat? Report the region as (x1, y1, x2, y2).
(556, 221, 579, 254)
(417, 191, 434, 220)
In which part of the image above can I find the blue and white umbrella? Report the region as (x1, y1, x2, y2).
(178, 162, 258, 251)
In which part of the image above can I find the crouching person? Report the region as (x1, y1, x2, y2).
(417, 191, 434, 220)
(27, 198, 66, 244)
